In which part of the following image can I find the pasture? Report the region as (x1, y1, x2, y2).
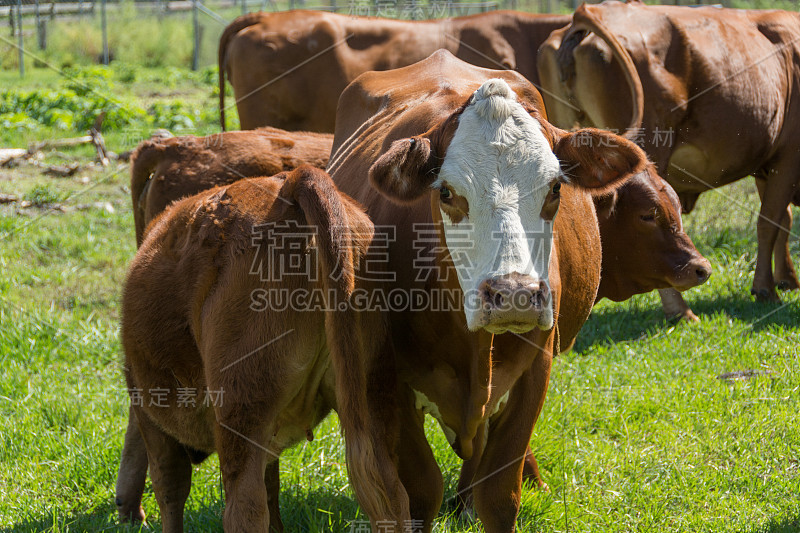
(1, 63, 799, 532)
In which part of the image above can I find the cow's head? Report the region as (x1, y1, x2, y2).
(595, 168, 711, 301)
(370, 79, 648, 333)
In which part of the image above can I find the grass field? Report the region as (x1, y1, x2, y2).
(1, 62, 800, 531)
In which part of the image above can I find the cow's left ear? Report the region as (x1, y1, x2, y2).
(554, 128, 648, 191)
(368, 136, 439, 204)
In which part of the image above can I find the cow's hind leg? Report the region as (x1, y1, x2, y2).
(134, 408, 192, 533)
(757, 178, 800, 291)
(752, 167, 798, 301)
(115, 406, 148, 523)
(216, 420, 273, 533)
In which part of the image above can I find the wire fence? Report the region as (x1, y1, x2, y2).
(1, 0, 798, 75)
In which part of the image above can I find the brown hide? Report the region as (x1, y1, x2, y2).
(539, 0, 800, 301)
(129, 127, 332, 245)
(219, 9, 570, 131)
(328, 50, 648, 531)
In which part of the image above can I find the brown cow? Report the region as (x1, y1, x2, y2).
(218, 9, 570, 132)
(129, 127, 332, 245)
(117, 166, 425, 532)
(325, 50, 650, 531)
(538, 0, 800, 303)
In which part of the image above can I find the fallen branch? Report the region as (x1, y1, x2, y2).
(27, 136, 93, 153)
(0, 194, 19, 204)
(43, 163, 81, 177)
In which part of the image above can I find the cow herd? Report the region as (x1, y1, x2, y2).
(115, 2, 798, 532)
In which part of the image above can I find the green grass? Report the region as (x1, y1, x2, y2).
(1, 62, 799, 531)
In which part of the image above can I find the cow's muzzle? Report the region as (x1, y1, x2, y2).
(478, 273, 551, 333)
(668, 256, 712, 291)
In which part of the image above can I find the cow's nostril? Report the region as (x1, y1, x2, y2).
(696, 266, 711, 282)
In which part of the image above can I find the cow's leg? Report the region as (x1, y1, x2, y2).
(216, 420, 272, 533)
(752, 166, 798, 301)
(473, 351, 552, 533)
(458, 443, 545, 519)
(265, 459, 284, 533)
(521, 447, 547, 490)
(657, 288, 699, 322)
(134, 408, 192, 533)
(395, 394, 443, 532)
(756, 178, 799, 291)
(115, 406, 148, 523)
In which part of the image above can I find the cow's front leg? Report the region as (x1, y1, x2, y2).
(394, 389, 443, 533)
(473, 352, 551, 533)
(264, 460, 284, 532)
(657, 288, 699, 322)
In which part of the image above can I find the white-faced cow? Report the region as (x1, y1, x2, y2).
(325, 50, 650, 531)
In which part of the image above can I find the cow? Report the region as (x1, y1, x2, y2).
(116, 165, 428, 532)
(129, 127, 332, 245)
(538, 0, 800, 304)
(323, 49, 651, 531)
(117, 64, 708, 527)
(218, 9, 570, 132)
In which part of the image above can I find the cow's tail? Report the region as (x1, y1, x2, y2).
(570, 4, 644, 138)
(279, 166, 408, 523)
(130, 140, 168, 247)
(219, 12, 264, 131)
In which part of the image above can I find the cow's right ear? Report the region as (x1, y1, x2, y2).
(368, 136, 438, 204)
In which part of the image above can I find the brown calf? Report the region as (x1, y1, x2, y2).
(118, 166, 408, 532)
(129, 127, 331, 245)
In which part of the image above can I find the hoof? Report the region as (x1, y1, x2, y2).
(776, 279, 800, 291)
(666, 309, 700, 323)
(117, 502, 146, 524)
(751, 287, 780, 302)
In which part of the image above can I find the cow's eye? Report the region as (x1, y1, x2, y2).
(551, 182, 561, 196)
(640, 212, 656, 222)
(440, 185, 452, 201)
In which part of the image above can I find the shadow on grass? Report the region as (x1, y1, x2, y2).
(744, 512, 800, 533)
(688, 293, 800, 332)
(1, 489, 359, 532)
(573, 292, 799, 354)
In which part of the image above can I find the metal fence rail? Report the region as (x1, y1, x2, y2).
(2, 0, 796, 76)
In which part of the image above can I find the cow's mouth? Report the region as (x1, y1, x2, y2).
(484, 320, 538, 334)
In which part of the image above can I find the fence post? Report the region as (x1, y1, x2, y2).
(101, 0, 109, 64)
(192, 0, 199, 70)
(17, 0, 24, 77)
(35, 0, 41, 47)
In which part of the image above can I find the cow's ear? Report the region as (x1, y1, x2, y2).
(593, 189, 618, 220)
(554, 128, 648, 191)
(368, 136, 438, 204)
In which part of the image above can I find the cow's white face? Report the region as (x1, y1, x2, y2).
(435, 80, 561, 333)
(368, 77, 650, 334)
